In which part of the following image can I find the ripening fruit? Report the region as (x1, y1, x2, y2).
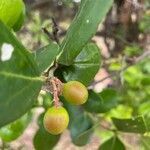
(62, 81, 88, 105)
(43, 106, 69, 135)
(0, 0, 25, 30)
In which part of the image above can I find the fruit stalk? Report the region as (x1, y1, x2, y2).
(50, 77, 62, 107)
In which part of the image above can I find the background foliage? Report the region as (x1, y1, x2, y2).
(0, 0, 150, 149)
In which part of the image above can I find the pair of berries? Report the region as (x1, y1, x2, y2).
(43, 81, 88, 135)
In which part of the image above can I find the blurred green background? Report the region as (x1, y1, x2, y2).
(0, 0, 150, 149)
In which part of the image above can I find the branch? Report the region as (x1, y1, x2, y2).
(42, 18, 60, 77)
(135, 50, 150, 63)
(42, 17, 60, 45)
(88, 50, 150, 89)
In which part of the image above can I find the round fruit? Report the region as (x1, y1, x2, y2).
(62, 81, 88, 105)
(43, 106, 69, 135)
(0, 0, 25, 30)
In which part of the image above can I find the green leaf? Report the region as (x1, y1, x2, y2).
(123, 66, 143, 87)
(99, 136, 125, 150)
(58, 43, 101, 86)
(0, 0, 25, 30)
(100, 88, 118, 110)
(139, 13, 150, 33)
(141, 75, 150, 86)
(84, 90, 106, 113)
(84, 89, 118, 113)
(58, 0, 113, 65)
(140, 136, 150, 150)
(60, 96, 83, 128)
(0, 21, 42, 127)
(112, 116, 150, 133)
(70, 114, 93, 146)
(142, 58, 150, 73)
(124, 45, 142, 57)
(34, 43, 59, 73)
(106, 105, 133, 119)
(138, 101, 150, 117)
(34, 114, 60, 150)
(109, 62, 122, 71)
(0, 112, 31, 142)
(12, 4, 26, 31)
(95, 128, 114, 144)
(42, 93, 53, 110)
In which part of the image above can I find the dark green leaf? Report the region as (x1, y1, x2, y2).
(100, 88, 118, 110)
(0, 21, 42, 127)
(112, 116, 150, 133)
(0, 112, 31, 142)
(60, 96, 82, 128)
(84, 89, 118, 113)
(58, 0, 113, 65)
(58, 43, 101, 86)
(99, 136, 125, 150)
(34, 43, 59, 73)
(70, 114, 93, 146)
(84, 90, 106, 113)
(141, 75, 150, 86)
(34, 114, 60, 150)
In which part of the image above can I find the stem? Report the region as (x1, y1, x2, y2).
(51, 17, 60, 45)
(42, 17, 60, 45)
(51, 79, 60, 107)
(42, 17, 60, 77)
(50, 77, 63, 107)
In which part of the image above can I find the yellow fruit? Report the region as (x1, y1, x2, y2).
(43, 106, 69, 135)
(62, 81, 88, 105)
(0, 0, 25, 30)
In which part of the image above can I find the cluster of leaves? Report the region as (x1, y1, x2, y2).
(0, 0, 150, 149)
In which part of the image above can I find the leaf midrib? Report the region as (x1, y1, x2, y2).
(0, 71, 43, 81)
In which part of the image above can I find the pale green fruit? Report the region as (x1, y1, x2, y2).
(43, 106, 69, 135)
(62, 81, 88, 105)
